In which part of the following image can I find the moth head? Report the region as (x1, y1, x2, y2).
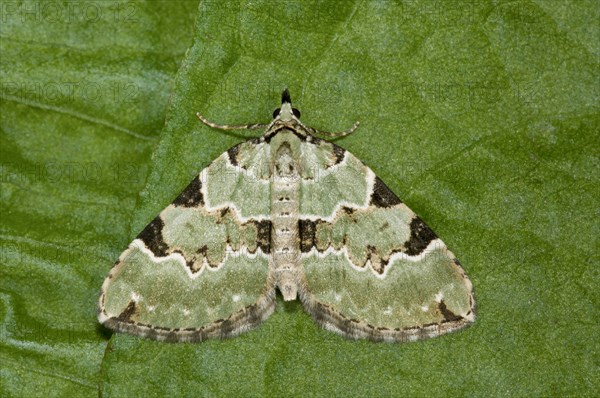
(273, 88, 301, 121)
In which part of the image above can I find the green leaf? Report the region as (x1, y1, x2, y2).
(0, 1, 198, 396)
(2, 1, 598, 397)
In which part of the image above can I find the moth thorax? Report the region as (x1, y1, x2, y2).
(274, 146, 298, 179)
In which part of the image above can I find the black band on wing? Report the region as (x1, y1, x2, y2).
(254, 220, 272, 254)
(116, 300, 138, 323)
(227, 144, 240, 166)
(137, 216, 169, 257)
(370, 177, 402, 208)
(299, 219, 318, 253)
(172, 176, 204, 207)
(404, 217, 437, 256)
(331, 143, 346, 165)
(438, 301, 463, 322)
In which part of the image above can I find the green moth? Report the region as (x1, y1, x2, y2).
(98, 89, 475, 342)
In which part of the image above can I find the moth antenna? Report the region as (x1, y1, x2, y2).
(196, 112, 268, 131)
(302, 120, 361, 138)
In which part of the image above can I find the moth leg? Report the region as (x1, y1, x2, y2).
(196, 112, 269, 130)
(302, 120, 360, 138)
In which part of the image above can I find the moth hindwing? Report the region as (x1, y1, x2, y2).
(98, 89, 475, 342)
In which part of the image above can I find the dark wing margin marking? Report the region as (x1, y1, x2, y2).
(331, 143, 346, 164)
(103, 289, 277, 343)
(404, 216, 437, 256)
(137, 216, 169, 257)
(438, 301, 463, 322)
(227, 144, 240, 166)
(172, 176, 204, 207)
(227, 139, 262, 165)
(370, 177, 402, 208)
(302, 297, 472, 343)
(116, 300, 137, 322)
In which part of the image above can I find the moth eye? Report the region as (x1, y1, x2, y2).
(292, 108, 301, 118)
(273, 108, 281, 118)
